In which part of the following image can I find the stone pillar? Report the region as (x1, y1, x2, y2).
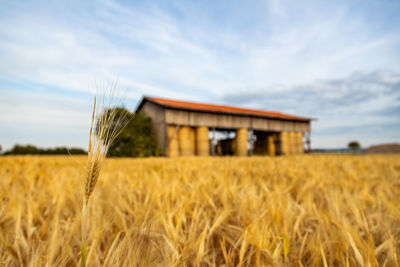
(167, 125, 179, 157)
(235, 128, 248, 156)
(195, 126, 209, 156)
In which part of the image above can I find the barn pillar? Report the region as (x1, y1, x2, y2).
(267, 135, 276, 156)
(292, 132, 297, 154)
(235, 128, 248, 156)
(189, 127, 196, 155)
(167, 125, 179, 157)
(195, 126, 209, 156)
(291, 131, 298, 154)
(178, 126, 195, 156)
(296, 132, 303, 154)
(280, 131, 289, 155)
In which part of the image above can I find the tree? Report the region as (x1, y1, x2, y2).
(348, 141, 361, 150)
(100, 108, 162, 157)
(2, 144, 86, 155)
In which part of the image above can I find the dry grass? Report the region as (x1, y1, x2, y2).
(0, 155, 399, 266)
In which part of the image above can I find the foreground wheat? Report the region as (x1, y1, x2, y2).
(0, 155, 399, 265)
(81, 94, 128, 267)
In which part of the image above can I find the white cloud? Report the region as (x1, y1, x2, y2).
(222, 71, 400, 148)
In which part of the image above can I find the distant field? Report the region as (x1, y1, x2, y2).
(0, 155, 399, 266)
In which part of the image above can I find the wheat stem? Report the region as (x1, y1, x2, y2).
(81, 97, 95, 267)
(81, 199, 87, 267)
(80, 89, 130, 266)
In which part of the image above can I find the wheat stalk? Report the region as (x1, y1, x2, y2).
(81, 88, 130, 267)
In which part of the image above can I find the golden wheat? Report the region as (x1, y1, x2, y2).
(0, 155, 399, 266)
(81, 92, 130, 267)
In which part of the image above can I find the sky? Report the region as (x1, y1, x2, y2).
(0, 0, 399, 151)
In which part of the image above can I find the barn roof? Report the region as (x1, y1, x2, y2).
(137, 96, 312, 121)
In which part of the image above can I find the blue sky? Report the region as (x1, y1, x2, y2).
(0, 0, 399, 150)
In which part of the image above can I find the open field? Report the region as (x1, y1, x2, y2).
(0, 155, 399, 266)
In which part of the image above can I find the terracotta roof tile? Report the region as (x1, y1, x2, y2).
(148, 97, 311, 121)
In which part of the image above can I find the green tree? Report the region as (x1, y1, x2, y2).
(101, 108, 162, 157)
(2, 144, 86, 155)
(348, 141, 361, 150)
(4, 144, 40, 155)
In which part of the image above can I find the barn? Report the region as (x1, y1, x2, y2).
(135, 96, 313, 156)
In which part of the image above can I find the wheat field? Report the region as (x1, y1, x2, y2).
(0, 155, 399, 266)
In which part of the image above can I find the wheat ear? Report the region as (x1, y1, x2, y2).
(81, 96, 96, 267)
(81, 92, 129, 267)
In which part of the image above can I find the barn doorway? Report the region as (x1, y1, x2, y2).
(209, 128, 237, 156)
(252, 130, 280, 156)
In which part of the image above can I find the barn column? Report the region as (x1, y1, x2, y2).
(280, 131, 289, 155)
(235, 128, 248, 156)
(190, 127, 196, 155)
(195, 126, 209, 156)
(178, 126, 195, 156)
(296, 132, 304, 154)
(267, 135, 276, 156)
(289, 131, 296, 155)
(167, 125, 179, 157)
(292, 132, 298, 154)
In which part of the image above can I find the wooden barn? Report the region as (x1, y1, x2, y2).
(135, 96, 313, 156)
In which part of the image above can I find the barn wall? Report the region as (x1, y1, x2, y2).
(165, 109, 310, 132)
